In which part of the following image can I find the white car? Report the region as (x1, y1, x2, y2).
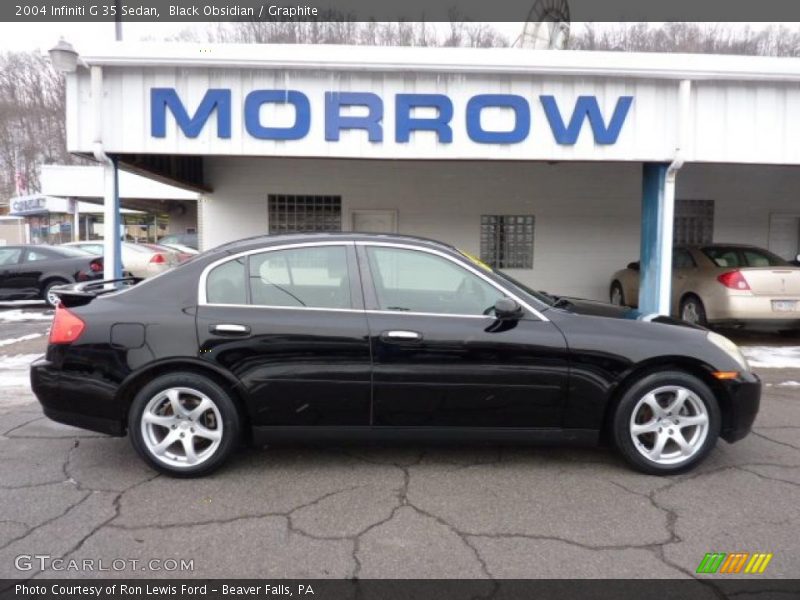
(62, 241, 179, 278)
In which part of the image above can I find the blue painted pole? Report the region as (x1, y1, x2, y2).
(112, 156, 122, 278)
(640, 163, 672, 316)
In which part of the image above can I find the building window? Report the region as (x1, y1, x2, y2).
(480, 215, 535, 269)
(268, 195, 342, 234)
(674, 200, 714, 245)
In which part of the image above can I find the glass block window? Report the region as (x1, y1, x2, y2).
(480, 215, 535, 269)
(674, 200, 714, 245)
(268, 195, 342, 234)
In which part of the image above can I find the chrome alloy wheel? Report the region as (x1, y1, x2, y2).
(629, 385, 710, 466)
(140, 387, 223, 468)
(46, 288, 60, 307)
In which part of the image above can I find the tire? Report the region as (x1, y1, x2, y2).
(42, 279, 68, 308)
(612, 370, 721, 475)
(610, 281, 625, 306)
(128, 372, 241, 477)
(679, 294, 708, 327)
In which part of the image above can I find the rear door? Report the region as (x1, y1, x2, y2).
(358, 242, 569, 429)
(0, 247, 23, 299)
(196, 242, 372, 427)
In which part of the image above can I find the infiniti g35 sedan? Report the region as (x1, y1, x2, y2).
(31, 233, 760, 477)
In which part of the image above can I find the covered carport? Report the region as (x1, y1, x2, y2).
(49, 41, 800, 313)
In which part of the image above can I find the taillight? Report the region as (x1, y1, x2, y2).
(149, 253, 166, 264)
(717, 270, 751, 290)
(89, 259, 103, 273)
(49, 304, 85, 344)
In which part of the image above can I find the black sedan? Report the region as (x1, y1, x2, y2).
(31, 233, 760, 477)
(0, 244, 104, 307)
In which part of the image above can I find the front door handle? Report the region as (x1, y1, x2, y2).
(210, 323, 251, 335)
(381, 330, 422, 342)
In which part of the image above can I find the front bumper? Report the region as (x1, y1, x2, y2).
(719, 371, 761, 443)
(30, 357, 125, 436)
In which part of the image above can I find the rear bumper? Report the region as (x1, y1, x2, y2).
(719, 371, 761, 443)
(30, 357, 125, 436)
(706, 293, 800, 325)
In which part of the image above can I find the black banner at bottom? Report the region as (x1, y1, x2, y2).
(2, 580, 800, 600)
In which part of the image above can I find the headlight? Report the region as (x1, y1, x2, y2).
(707, 331, 749, 372)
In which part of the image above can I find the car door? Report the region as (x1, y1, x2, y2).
(0, 247, 23, 300)
(357, 242, 569, 429)
(196, 242, 372, 427)
(17, 247, 56, 298)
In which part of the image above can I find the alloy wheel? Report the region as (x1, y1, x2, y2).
(629, 385, 709, 466)
(140, 387, 223, 468)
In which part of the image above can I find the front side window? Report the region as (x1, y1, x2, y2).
(673, 248, 696, 269)
(249, 246, 351, 309)
(366, 246, 501, 315)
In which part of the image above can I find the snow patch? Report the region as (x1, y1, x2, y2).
(0, 353, 42, 390)
(742, 346, 800, 369)
(0, 309, 52, 322)
(0, 333, 43, 347)
(776, 381, 800, 387)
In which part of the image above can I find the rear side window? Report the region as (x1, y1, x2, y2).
(206, 258, 247, 305)
(248, 246, 351, 309)
(0, 248, 21, 266)
(26, 248, 55, 261)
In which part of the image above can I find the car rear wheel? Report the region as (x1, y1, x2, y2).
(613, 371, 720, 475)
(129, 373, 240, 477)
(680, 295, 708, 327)
(610, 281, 625, 306)
(42, 279, 67, 308)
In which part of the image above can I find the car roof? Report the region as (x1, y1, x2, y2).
(213, 232, 459, 254)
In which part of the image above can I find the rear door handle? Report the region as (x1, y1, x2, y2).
(381, 330, 422, 342)
(210, 323, 251, 335)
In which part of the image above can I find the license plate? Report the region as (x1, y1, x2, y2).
(772, 300, 798, 313)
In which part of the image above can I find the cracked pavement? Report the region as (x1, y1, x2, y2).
(1, 307, 799, 581)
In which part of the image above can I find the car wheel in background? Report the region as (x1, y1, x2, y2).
(129, 372, 241, 477)
(613, 371, 720, 475)
(679, 295, 708, 327)
(42, 279, 68, 308)
(610, 281, 625, 306)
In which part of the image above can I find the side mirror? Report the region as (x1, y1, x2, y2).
(627, 261, 640, 271)
(494, 297, 523, 320)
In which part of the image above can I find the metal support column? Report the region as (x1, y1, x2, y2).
(102, 156, 123, 279)
(639, 162, 675, 316)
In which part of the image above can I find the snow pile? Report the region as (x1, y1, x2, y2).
(0, 309, 52, 323)
(742, 346, 800, 369)
(0, 333, 43, 347)
(776, 381, 800, 387)
(0, 353, 42, 388)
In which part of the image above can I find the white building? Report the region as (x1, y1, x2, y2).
(58, 42, 800, 313)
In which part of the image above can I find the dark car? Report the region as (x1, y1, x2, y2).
(158, 233, 198, 250)
(31, 233, 760, 477)
(0, 244, 104, 307)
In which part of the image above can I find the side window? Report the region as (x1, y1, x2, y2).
(0, 248, 21, 266)
(366, 246, 502, 315)
(672, 249, 695, 269)
(249, 246, 351, 309)
(26, 249, 53, 262)
(206, 258, 247, 305)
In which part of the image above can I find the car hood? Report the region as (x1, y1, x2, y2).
(553, 297, 704, 330)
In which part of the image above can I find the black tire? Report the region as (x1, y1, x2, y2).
(612, 370, 721, 475)
(679, 294, 708, 327)
(610, 281, 626, 306)
(42, 279, 68, 308)
(128, 372, 241, 477)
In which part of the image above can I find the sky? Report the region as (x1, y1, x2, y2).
(0, 22, 796, 53)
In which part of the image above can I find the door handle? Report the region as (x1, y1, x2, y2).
(381, 330, 422, 342)
(210, 323, 251, 335)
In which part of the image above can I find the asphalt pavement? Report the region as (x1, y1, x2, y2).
(0, 304, 799, 582)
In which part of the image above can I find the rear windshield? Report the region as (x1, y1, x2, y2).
(702, 246, 789, 268)
(50, 246, 94, 258)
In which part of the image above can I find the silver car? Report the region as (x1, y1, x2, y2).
(610, 244, 800, 330)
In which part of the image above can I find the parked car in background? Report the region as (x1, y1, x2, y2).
(160, 242, 199, 262)
(158, 233, 198, 250)
(32, 233, 759, 477)
(610, 244, 800, 330)
(141, 242, 192, 264)
(63, 241, 179, 279)
(0, 244, 103, 307)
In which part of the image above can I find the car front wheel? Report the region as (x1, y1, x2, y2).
(613, 371, 720, 475)
(129, 373, 240, 477)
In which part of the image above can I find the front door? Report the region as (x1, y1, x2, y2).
(358, 243, 569, 429)
(196, 243, 372, 427)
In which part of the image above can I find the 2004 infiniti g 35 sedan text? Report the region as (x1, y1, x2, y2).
(31, 233, 761, 477)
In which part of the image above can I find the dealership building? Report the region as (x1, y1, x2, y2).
(56, 42, 800, 313)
